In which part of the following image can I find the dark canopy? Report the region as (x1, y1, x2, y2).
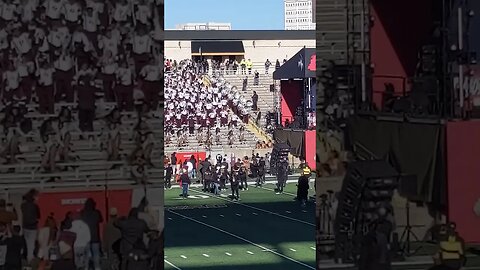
(191, 40, 245, 56)
(273, 48, 316, 80)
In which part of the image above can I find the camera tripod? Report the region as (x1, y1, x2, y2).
(399, 201, 422, 256)
(319, 190, 335, 235)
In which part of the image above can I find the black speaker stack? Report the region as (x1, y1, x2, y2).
(270, 142, 291, 175)
(333, 160, 398, 263)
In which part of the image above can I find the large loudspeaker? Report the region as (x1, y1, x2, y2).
(398, 174, 419, 201)
(334, 160, 398, 263)
(270, 142, 291, 174)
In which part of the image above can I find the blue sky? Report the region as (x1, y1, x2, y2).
(165, 0, 285, 30)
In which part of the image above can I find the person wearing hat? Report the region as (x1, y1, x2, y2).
(179, 168, 191, 198)
(103, 207, 122, 270)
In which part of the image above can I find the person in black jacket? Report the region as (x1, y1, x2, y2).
(276, 159, 288, 194)
(165, 163, 173, 189)
(5, 225, 27, 270)
(359, 217, 393, 270)
(296, 174, 310, 207)
(81, 198, 103, 270)
(231, 170, 241, 201)
(170, 152, 177, 176)
(114, 208, 149, 270)
(21, 189, 40, 264)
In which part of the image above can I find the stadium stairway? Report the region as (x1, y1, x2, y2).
(245, 121, 272, 143)
(316, 0, 348, 63)
(223, 69, 275, 129)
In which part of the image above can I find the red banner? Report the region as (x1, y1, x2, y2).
(305, 130, 316, 170)
(37, 189, 132, 237)
(175, 152, 207, 164)
(447, 121, 480, 243)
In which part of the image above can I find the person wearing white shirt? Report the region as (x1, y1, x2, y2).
(98, 29, 119, 57)
(101, 50, 118, 102)
(35, 61, 55, 114)
(134, 0, 151, 26)
(0, 0, 17, 23)
(62, 0, 81, 32)
(140, 57, 161, 109)
(16, 55, 35, 103)
(82, 7, 100, 50)
(115, 61, 134, 111)
(44, 0, 63, 22)
(11, 30, 33, 56)
(54, 50, 75, 102)
(71, 26, 92, 52)
(131, 27, 152, 75)
(68, 215, 91, 270)
(2, 62, 20, 103)
(47, 24, 64, 49)
(113, 0, 130, 24)
(20, 0, 39, 23)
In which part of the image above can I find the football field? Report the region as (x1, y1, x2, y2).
(164, 179, 316, 270)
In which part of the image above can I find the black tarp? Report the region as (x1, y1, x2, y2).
(191, 40, 244, 55)
(273, 129, 305, 158)
(347, 116, 446, 207)
(273, 48, 316, 80)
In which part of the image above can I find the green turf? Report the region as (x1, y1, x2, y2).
(164, 182, 316, 270)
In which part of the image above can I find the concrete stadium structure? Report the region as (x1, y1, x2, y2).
(165, 30, 315, 65)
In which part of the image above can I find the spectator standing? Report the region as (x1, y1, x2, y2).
(246, 58, 253, 75)
(165, 162, 173, 189)
(242, 76, 248, 92)
(240, 58, 246, 75)
(190, 155, 197, 179)
(51, 214, 76, 270)
(81, 198, 103, 270)
(252, 91, 258, 111)
(35, 60, 55, 114)
(275, 59, 281, 70)
(21, 188, 40, 264)
(170, 152, 177, 176)
(103, 208, 122, 270)
(69, 211, 90, 270)
(114, 208, 149, 270)
(75, 62, 97, 132)
(253, 70, 259, 85)
(265, 59, 271, 74)
(180, 169, 191, 198)
(5, 225, 27, 270)
(0, 222, 8, 269)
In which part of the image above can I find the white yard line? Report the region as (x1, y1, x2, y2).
(165, 259, 182, 270)
(190, 188, 315, 227)
(168, 209, 315, 270)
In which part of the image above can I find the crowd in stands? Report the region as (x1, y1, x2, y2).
(255, 140, 273, 149)
(164, 59, 253, 149)
(0, 189, 162, 270)
(164, 58, 285, 77)
(0, 0, 163, 182)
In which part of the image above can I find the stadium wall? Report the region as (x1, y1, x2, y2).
(446, 121, 480, 243)
(165, 39, 315, 63)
